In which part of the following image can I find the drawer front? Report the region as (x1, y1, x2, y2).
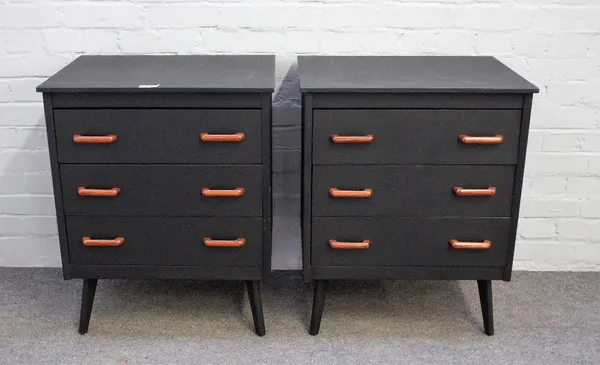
(312, 165, 514, 217)
(54, 109, 262, 164)
(312, 217, 510, 267)
(60, 165, 262, 216)
(66, 217, 262, 266)
(313, 110, 521, 165)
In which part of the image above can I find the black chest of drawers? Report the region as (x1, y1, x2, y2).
(37, 55, 274, 336)
(299, 56, 538, 335)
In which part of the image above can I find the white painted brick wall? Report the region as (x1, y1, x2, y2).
(0, 0, 599, 271)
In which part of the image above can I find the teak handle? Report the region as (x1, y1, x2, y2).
(77, 187, 121, 197)
(330, 134, 374, 144)
(449, 239, 492, 250)
(200, 132, 245, 142)
(329, 239, 371, 250)
(73, 134, 118, 144)
(453, 186, 496, 197)
(329, 188, 373, 198)
(203, 237, 246, 248)
(201, 187, 245, 197)
(459, 135, 504, 145)
(82, 237, 125, 247)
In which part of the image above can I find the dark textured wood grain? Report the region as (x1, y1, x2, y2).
(66, 216, 263, 266)
(310, 266, 504, 280)
(302, 94, 314, 280)
(60, 164, 262, 216)
(37, 55, 275, 93)
(69, 265, 262, 280)
(312, 217, 510, 267)
(299, 56, 539, 93)
(312, 93, 524, 109)
(54, 109, 262, 164)
(312, 109, 521, 165)
(261, 93, 273, 276)
(42, 94, 71, 279)
(300, 56, 537, 335)
(312, 165, 515, 217)
(52, 93, 262, 108)
(504, 95, 533, 281)
(39, 55, 273, 336)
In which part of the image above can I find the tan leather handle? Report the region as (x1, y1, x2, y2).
(77, 187, 121, 197)
(329, 188, 372, 198)
(449, 239, 491, 250)
(459, 135, 504, 144)
(453, 186, 496, 196)
(329, 239, 371, 249)
(200, 132, 245, 142)
(201, 187, 245, 197)
(73, 134, 117, 144)
(203, 237, 246, 248)
(82, 237, 124, 247)
(330, 134, 374, 144)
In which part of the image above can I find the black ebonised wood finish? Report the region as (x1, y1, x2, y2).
(312, 217, 511, 267)
(37, 55, 275, 93)
(54, 109, 262, 164)
(299, 56, 538, 335)
(38, 55, 274, 336)
(60, 164, 263, 216)
(246, 281, 266, 337)
(312, 165, 515, 217)
(299, 56, 538, 93)
(312, 109, 522, 165)
(66, 216, 263, 266)
(309, 280, 327, 336)
(478, 279, 494, 336)
(78, 278, 97, 335)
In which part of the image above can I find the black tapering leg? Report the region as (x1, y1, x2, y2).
(477, 280, 494, 336)
(309, 280, 327, 335)
(246, 281, 265, 336)
(78, 279, 98, 335)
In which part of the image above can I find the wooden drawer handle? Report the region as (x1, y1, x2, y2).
(329, 188, 372, 198)
(73, 134, 117, 144)
(201, 187, 245, 197)
(82, 237, 124, 247)
(459, 135, 504, 144)
(449, 239, 491, 250)
(77, 187, 121, 197)
(200, 132, 245, 142)
(203, 237, 246, 248)
(330, 134, 374, 144)
(453, 186, 496, 196)
(329, 239, 371, 250)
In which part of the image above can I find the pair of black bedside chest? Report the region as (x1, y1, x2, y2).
(37, 55, 538, 337)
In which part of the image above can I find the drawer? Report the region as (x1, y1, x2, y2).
(312, 217, 510, 267)
(66, 216, 262, 266)
(312, 165, 514, 217)
(60, 164, 262, 216)
(312, 110, 521, 165)
(54, 109, 262, 164)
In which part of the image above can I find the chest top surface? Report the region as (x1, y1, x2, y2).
(37, 55, 275, 93)
(298, 56, 538, 94)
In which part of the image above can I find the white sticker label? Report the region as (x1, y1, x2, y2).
(138, 84, 160, 88)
